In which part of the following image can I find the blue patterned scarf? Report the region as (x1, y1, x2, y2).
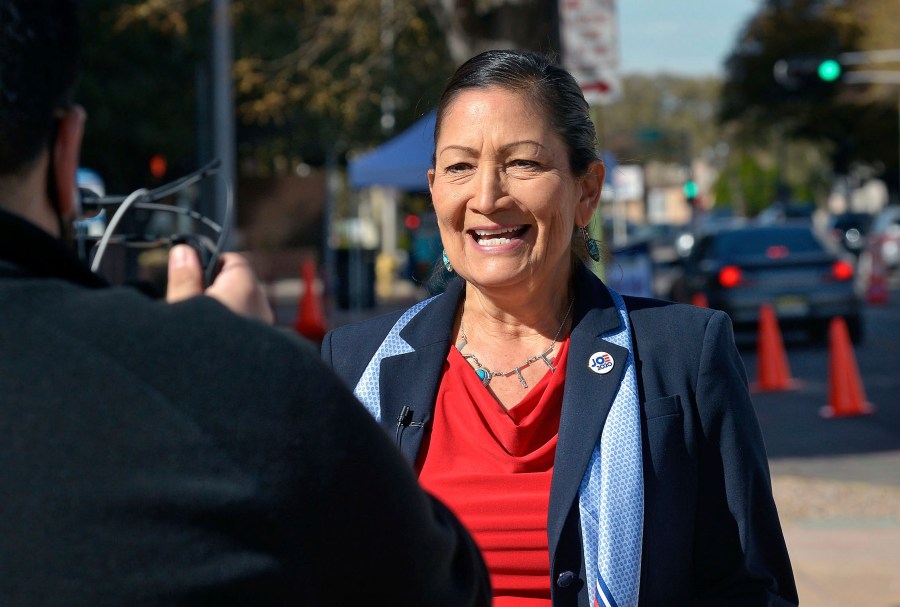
(352, 288, 643, 607)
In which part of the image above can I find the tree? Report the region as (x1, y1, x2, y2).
(710, 140, 830, 216)
(596, 74, 722, 165)
(427, 0, 559, 63)
(77, 0, 203, 191)
(719, 0, 899, 197)
(77, 0, 459, 190)
(79, 0, 566, 193)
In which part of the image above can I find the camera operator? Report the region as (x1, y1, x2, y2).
(0, 1, 489, 605)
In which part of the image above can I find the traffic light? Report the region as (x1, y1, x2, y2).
(404, 214, 421, 230)
(773, 57, 843, 91)
(683, 179, 698, 205)
(149, 154, 167, 179)
(817, 59, 842, 82)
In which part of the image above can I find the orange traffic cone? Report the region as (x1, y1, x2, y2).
(751, 303, 800, 392)
(691, 292, 709, 308)
(820, 316, 875, 418)
(293, 260, 328, 342)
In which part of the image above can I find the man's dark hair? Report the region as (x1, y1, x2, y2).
(0, 0, 80, 175)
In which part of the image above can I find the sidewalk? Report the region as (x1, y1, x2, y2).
(769, 455, 900, 606)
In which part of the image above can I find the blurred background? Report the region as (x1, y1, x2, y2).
(74, 4, 900, 603)
(74, 0, 900, 322)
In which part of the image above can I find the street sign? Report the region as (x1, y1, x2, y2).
(559, 0, 621, 105)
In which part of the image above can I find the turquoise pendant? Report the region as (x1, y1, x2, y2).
(475, 368, 491, 386)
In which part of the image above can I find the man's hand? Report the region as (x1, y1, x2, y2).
(166, 244, 274, 325)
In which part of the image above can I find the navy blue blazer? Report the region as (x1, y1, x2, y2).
(322, 266, 797, 607)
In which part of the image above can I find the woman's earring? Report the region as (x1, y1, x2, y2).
(581, 226, 601, 262)
(442, 249, 454, 273)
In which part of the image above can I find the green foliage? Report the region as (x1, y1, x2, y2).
(596, 74, 722, 164)
(228, 0, 454, 150)
(720, 0, 861, 130)
(75, 0, 456, 192)
(77, 0, 203, 192)
(719, 0, 898, 191)
(712, 139, 829, 216)
(713, 153, 778, 216)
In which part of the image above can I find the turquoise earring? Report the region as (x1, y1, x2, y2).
(581, 226, 601, 262)
(442, 249, 453, 273)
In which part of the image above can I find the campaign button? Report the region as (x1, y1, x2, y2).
(588, 351, 615, 375)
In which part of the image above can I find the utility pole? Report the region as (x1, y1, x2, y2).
(211, 0, 235, 249)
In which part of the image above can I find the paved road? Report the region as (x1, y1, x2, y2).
(737, 285, 900, 606)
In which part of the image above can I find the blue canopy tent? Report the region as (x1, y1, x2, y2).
(347, 109, 617, 191)
(348, 112, 436, 191)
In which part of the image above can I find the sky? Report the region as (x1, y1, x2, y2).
(617, 0, 762, 77)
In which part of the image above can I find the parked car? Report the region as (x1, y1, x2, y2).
(670, 223, 863, 342)
(825, 211, 873, 256)
(868, 205, 900, 270)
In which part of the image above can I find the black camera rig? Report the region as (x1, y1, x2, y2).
(75, 159, 232, 291)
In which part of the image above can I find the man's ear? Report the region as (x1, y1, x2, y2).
(52, 105, 86, 218)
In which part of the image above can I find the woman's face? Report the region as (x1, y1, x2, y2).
(429, 87, 602, 294)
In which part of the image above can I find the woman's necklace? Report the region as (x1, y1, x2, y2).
(456, 297, 575, 389)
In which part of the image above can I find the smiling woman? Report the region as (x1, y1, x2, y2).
(322, 50, 798, 607)
(428, 86, 601, 310)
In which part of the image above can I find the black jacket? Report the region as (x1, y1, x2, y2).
(322, 269, 798, 606)
(0, 209, 489, 606)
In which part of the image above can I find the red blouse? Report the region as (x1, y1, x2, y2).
(417, 338, 570, 606)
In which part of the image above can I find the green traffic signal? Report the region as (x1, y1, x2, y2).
(774, 57, 844, 89)
(683, 180, 698, 199)
(817, 59, 842, 82)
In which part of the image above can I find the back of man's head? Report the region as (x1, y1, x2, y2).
(0, 0, 80, 178)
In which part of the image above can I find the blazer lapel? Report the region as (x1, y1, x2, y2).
(548, 270, 630, 559)
(379, 279, 464, 463)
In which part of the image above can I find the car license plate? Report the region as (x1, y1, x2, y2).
(775, 295, 809, 317)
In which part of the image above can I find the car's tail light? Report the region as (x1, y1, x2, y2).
(718, 265, 743, 288)
(832, 260, 854, 281)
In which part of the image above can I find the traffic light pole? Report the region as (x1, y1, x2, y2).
(836, 50, 900, 196)
(838, 49, 900, 67)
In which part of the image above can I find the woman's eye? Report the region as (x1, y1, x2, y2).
(445, 162, 472, 173)
(508, 159, 539, 169)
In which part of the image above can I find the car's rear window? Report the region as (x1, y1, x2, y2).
(714, 228, 823, 259)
